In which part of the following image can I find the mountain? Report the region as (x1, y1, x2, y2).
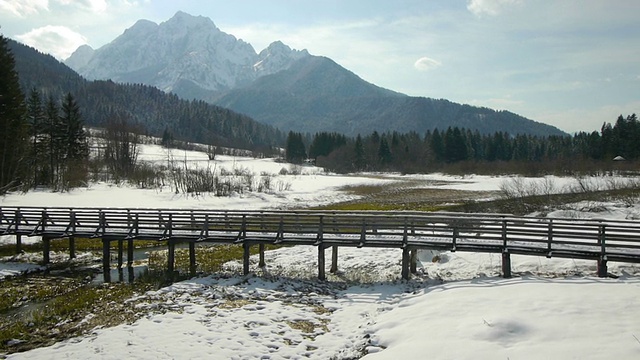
(9, 39, 284, 150)
(213, 56, 563, 136)
(66, 11, 308, 100)
(65, 11, 565, 137)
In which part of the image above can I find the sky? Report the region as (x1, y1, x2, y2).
(0, 0, 639, 134)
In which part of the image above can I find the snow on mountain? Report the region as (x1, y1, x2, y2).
(254, 41, 309, 76)
(64, 11, 310, 94)
(64, 44, 94, 70)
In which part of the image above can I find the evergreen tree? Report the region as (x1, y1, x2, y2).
(45, 95, 64, 186)
(444, 127, 468, 163)
(59, 92, 89, 189)
(61, 92, 89, 161)
(377, 136, 392, 164)
(26, 87, 46, 186)
(430, 129, 445, 162)
(285, 131, 307, 164)
(354, 135, 365, 171)
(0, 35, 28, 193)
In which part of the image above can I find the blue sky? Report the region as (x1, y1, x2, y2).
(1, 0, 638, 134)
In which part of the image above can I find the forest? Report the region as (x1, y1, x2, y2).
(286, 113, 639, 175)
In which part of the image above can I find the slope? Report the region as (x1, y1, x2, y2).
(213, 56, 565, 137)
(9, 39, 284, 150)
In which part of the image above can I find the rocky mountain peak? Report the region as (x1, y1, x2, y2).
(64, 12, 310, 96)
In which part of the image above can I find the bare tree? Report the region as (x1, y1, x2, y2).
(104, 114, 141, 181)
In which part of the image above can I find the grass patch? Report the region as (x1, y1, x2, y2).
(0, 279, 155, 354)
(148, 243, 283, 274)
(0, 237, 163, 257)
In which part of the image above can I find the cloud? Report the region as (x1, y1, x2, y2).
(467, 0, 521, 17)
(16, 25, 87, 59)
(56, 0, 107, 13)
(414, 57, 441, 71)
(0, 0, 48, 17)
(470, 96, 524, 110)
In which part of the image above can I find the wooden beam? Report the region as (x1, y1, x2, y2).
(117, 238, 124, 268)
(167, 240, 175, 274)
(410, 249, 417, 274)
(102, 238, 111, 283)
(189, 242, 196, 276)
(127, 238, 134, 267)
(318, 245, 326, 281)
(502, 251, 511, 278)
(258, 243, 266, 268)
(401, 247, 410, 280)
(15, 234, 21, 254)
(69, 236, 76, 259)
(597, 257, 608, 278)
(42, 236, 50, 265)
(243, 242, 251, 275)
(330, 246, 338, 273)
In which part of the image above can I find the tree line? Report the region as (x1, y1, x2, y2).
(9, 38, 285, 156)
(1, 36, 90, 193)
(286, 114, 639, 175)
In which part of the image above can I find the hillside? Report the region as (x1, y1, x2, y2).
(9, 39, 284, 150)
(63, 11, 565, 137)
(213, 56, 565, 137)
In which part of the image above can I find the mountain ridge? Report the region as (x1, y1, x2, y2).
(65, 11, 565, 137)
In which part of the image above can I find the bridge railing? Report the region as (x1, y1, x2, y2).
(2, 206, 640, 280)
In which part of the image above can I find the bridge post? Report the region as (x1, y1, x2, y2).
(102, 238, 111, 283)
(330, 246, 338, 273)
(597, 257, 608, 277)
(401, 247, 410, 280)
(189, 242, 196, 276)
(42, 236, 50, 265)
(117, 239, 124, 268)
(410, 249, 417, 274)
(318, 245, 326, 281)
(501, 251, 511, 278)
(167, 240, 175, 275)
(127, 266, 135, 283)
(69, 236, 76, 259)
(597, 225, 607, 277)
(259, 244, 266, 268)
(243, 242, 251, 276)
(127, 238, 134, 267)
(15, 234, 22, 254)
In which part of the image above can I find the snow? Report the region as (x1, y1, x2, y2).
(2, 147, 640, 359)
(66, 12, 308, 92)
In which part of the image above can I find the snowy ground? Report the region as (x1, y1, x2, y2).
(2, 147, 640, 359)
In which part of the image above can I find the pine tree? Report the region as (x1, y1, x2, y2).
(61, 92, 89, 161)
(0, 35, 28, 193)
(59, 92, 89, 189)
(45, 95, 64, 186)
(377, 136, 392, 164)
(354, 135, 365, 171)
(285, 131, 307, 164)
(26, 88, 46, 187)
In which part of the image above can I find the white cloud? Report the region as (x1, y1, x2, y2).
(470, 96, 524, 110)
(414, 57, 441, 71)
(16, 25, 87, 59)
(0, 0, 48, 17)
(467, 0, 521, 17)
(55, 0, 107, 13)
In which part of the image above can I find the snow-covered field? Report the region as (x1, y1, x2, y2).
(2, 146, 640, 359)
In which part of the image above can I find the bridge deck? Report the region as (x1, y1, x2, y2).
(2, 206, 640, 280)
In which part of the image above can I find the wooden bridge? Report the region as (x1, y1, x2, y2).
(2, 206, 640, 282)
